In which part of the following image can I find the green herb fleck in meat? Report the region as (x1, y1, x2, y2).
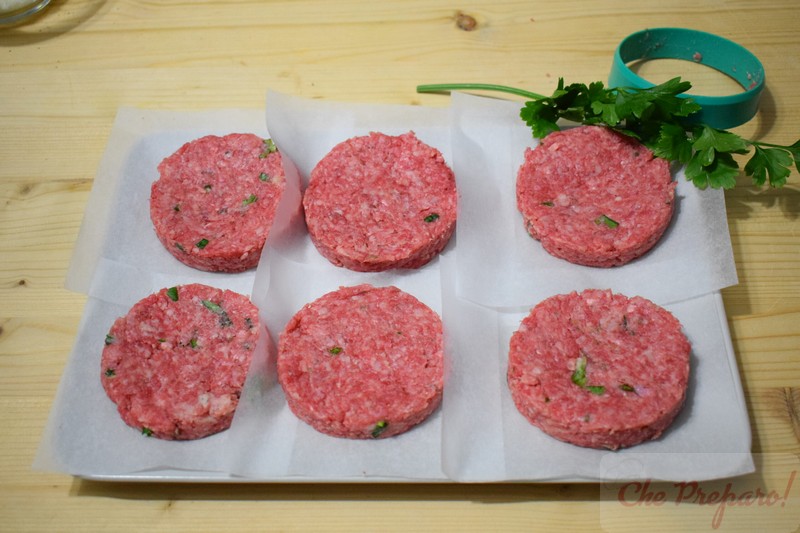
(141, 427, 153, 437)
(594, 214, 619, 229)
(166, 286, 179, 302)
(173, 204, 181, 212)
(371, 420, 388, 438)
(189, 337, 198, 349)
(260, 138, 278, 158)
(620, 383, 636, 393)
(104, 368, 116, 377)
(175, 242, 185, 252)
(202, 299, 233, 327)
(586, 385, 606, 395)
(259, 172, 271, 182)
(328, 346, 343, 355)
(104, 334, 115, 346)
(203, 184, 212, 192)
(541, 201, 554, 207)
(242, 194, 257, 206)
(571, 355, 605, 395)
(424, 213, 440, 223)
(571, 355, 588, 388)
(202, 300, 223, 313)
(196, 238, 209, 249)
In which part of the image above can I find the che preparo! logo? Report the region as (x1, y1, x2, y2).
(599, 454, 800, 531)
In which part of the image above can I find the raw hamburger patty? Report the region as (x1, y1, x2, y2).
(303, 132, 457, 272)
(507, 289, 690, 450)
(516, 125, 675, 267)
(277, 284, 444, 439)
(150, 133, 286, 272)
(101, 284, 260, 440)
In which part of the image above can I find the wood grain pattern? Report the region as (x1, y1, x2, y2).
(777, 388, 800, 446)
(1, 0, 799, 531)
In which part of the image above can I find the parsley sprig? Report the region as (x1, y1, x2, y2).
(417, 79, 799, 189)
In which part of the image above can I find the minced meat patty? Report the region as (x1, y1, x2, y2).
(507, 289, 690, 450)
(303, 132, 457, 272)
(516, 125, 675, 267)
(150, 133, 286, 272)
(277, 284, 444, 439)
(101, 283, 260, 440)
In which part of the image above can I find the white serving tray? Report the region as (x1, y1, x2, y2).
(34, 100, 754, 483)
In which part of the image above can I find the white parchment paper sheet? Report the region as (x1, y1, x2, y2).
(225, 250, 447, 480)
(440, 252, 754, 482)
(451, 92, 739, 309)
(34, 108, 281, 476)
(63, 107, 266, 301)
(220, 92, 452, 480)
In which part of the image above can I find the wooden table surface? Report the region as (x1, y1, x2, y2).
(2, 0, 798, 531)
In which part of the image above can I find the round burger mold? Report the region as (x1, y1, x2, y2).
(609, 27, 764, 129)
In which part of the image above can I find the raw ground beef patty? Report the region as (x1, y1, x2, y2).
(507, 289, 690, 450)
(516, 125, 675, 267)
(277, 284, 444, 439)
(303, 131, 457, 272)
(150, 133, 286, 272)
(101, 284, 260, 440)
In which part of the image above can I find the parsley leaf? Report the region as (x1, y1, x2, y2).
(789, 140, 800, 173)
(692, 125, 749, 154)
(745, 146, 792, 188)
(686, 150, 739, 190)
(591, 98, 620, 126)
(654, 123, 693, 164)
(520, 100, 561, 138)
